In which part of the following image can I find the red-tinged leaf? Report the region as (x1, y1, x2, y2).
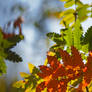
(37, 55, 68, 92)
(71, 46, 84, 68)
(59, 47, 84, 68)
(47, 79, 59, 91)
(37, 72, 49, 79)
(39, 65, 53, 75)
(58, 79, 68, 92)
(83, 67, 87, 72)
(47, 55, 60, 70)
(59, 49, 72, 66)
(84, 53, 92, 84)
(52, 64, 66, 79)
(89, 51, 92, 56)
(36, 82, 46, 92)
(86, 54, 92, 71)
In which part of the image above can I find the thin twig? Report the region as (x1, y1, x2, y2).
(86, 86, 89, 92)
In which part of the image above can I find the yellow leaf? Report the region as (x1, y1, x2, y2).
(47, 51, 55, 56)
(59, 9, 75, 18)
(20, 72, 30, 78)
(44, 58, 48, 66)
(28, 63, 35, 73)
(64, 0, 75, 8)
(60, 14, 75, 25)
(25, 88, 35, 92)
(25, 84, 36, 92)
(13, 80, 25, 89)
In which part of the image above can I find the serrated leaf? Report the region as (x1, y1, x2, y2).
(81, 44, 89, 53)
(47, 32, 61, 39)
(6, 35, 23, 49)
(83, 26, 92, 51)
(64, 27, 73, 46)
(73, 19, 82, 49)
(47, 32, 65, 45)
(5, 50, 22, 62)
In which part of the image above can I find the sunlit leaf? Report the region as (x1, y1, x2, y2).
(64, 0, 75, 8)
(20, 72, 30, 78)
(28, 63, 35, 74)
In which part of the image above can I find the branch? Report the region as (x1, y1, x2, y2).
(86, 86, 89, 92)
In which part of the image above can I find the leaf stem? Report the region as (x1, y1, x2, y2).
(86, 86, 89, 92)
(74, 0, 77, 21)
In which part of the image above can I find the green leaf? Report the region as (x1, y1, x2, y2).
(0, 56, 7, 76)
(5, 50, 22, 62)
(83, 26, 92, 51)
(59, 9, 75, 17)
(77, 4, 90, 22)
(47, 32, 65, 45)
(73, 19, 82, 49)
(76, 1, 83, 7)
(81, 44, 89, 53)
(64, 27, 73, 46)
(64, 0, 75, 8)
(6, 35, 24, 49)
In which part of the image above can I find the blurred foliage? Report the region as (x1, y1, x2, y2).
(59, 0, 91, 27)
(13, 0, 92, 91)
(0, 16, 24, 76)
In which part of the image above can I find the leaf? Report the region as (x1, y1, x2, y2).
(47, 32, 65, 45)
(0, 56, 7, 76)
(77, 4, 90, 22)
(59, 46, 84, 67)
(64, 27, 73, 46)
(20, 72, 30, 78)
(28, 63, 35, 74)
(37, 55, 68, 92)
(5, 50, 22, 62)
(59, 9, 75, 18)
(84, 54, 92, 84)
(44, 58, 48, 66)
(25, 84, 36, 92)
(81, 44, 89, 53)
(76, 1, 83, 7)
(64, 0, 75, 8)
(83, 26, 92, 51)
(13, 80, 26, 89)
(73, 19, 82, 49)
(60, 13, 75, 25)
(6, 35, 24, 49)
